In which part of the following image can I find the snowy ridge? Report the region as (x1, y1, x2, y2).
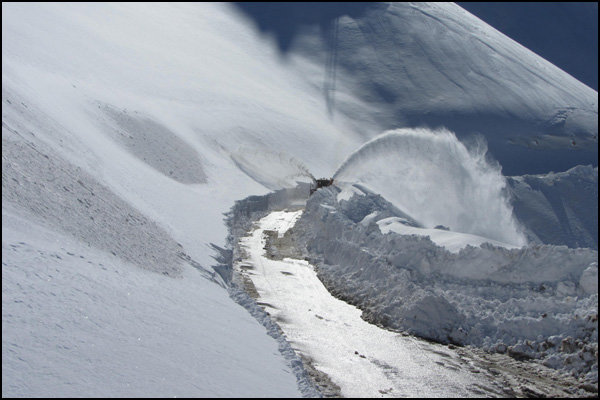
(334, 128, 527, 246)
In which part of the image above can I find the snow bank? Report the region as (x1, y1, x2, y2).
(377, 217, 519, 254)
(334, 128, 527, 246)
(292, 186, 598, 384)
(235, 210, 513, 398)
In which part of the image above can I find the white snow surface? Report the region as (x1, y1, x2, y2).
(377, 216, 519, 254)
(507, 165, 598, 249)
(2, 1, 598, 397)
(3, 2, 349, 396)
(2, 207, 301, 397)
(1, 2, 362, 269)
(235, 210, 499, 398)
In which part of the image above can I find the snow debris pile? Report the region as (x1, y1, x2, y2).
(291, 185, 598, 385)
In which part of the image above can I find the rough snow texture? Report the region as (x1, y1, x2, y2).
(377, 217, 519, 254)
(235, 210, 513, 398)
(217, 186, 320, 398)
(2, 2, 598, 396)
(507, 165, 598, 250)
(2, 131, 185, 278)
(292, 186, 598, 385)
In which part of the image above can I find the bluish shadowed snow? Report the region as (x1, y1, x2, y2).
(508, 165, 598, 250)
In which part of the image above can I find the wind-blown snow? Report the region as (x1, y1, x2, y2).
(335, 128, 527, 246)
(229, 147, 315, 191)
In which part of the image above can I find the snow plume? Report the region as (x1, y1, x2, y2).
(229, 147, 315, 191)
(334, 128, 527, 246)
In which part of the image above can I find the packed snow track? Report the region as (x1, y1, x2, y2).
(235, 210, 504, 397)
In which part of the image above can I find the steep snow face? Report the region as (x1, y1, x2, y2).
(507, 165, 598, 249)
(335, 128, 527, 246)
(264, 2, 598, 175)
(2, 3, 355, 396)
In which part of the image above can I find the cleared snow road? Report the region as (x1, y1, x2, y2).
(235, 210, 502, 398)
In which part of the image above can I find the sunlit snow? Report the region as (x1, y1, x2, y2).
(235, 210, 499, 397)
(2, 1, 597, 397)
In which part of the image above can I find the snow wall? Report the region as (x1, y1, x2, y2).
(291, 186, 598, 383)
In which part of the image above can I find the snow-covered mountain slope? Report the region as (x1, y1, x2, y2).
(2, 3, 343, 396)
(1, 2, 359, 268)
(246, 2, 597, 175)
(2, 2, 597, 397)
(2, 208, 307, 397)
(458, 2, 598, 91)
(508, 165, 598, 250)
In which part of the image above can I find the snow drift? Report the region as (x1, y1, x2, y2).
(229, 147, 314, 190)
(334, 128, 527, 246)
